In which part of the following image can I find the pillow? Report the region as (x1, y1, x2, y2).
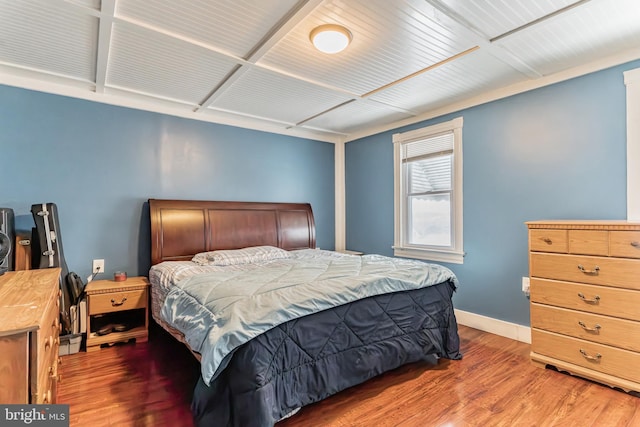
(191, 245, 290, 266)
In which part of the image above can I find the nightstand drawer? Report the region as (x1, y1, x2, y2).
(532, 329, 640, 383)
(531, 303, 640, 352)
(530, 278, 640, 321)
(90, 289, 147, 315)
(530, 253, 640, 290)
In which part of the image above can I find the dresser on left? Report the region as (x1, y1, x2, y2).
(0, 268, 61, 404)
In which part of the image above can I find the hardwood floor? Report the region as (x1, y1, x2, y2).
(58, 324, 639, 426)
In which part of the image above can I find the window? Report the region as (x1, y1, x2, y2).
(393, 117, 464, 264)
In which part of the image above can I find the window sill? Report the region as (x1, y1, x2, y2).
(393, 247, 464, 264)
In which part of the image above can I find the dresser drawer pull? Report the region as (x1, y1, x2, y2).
(577, 293, 600, 304)
(110, 297, 128, 307)
(542, 237, 553, 244)
(577, 264, 600, 275)
(578, 321, 601, 333)
(579, 349, 602, 362)
(631, 241, 640, 247)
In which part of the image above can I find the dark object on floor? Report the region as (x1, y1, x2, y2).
(0, 231, 9, 276)
(0, 207, 14, 274)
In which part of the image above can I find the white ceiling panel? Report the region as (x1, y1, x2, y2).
(259, 0, 479, 96)
(116, 0, 302, 58)
(209, 67, 353, 124)
(1, 0, 639, 143)
(303, 100, 414, 134)
(496, 0, 640, 76)
(67, 0, 102, 11)
(370, 49, 527, 113)
(436, 0, 578, 39)
(107, 22, 240, 104)
(0, 0, 98, 82)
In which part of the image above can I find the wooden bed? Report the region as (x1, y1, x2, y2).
(147, 198, 461, 427)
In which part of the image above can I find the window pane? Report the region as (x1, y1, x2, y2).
(408, 194, 451, 247)
(407, 154, 452, 194)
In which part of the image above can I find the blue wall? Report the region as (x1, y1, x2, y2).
(1, 85, 335, 280)
(346, 59, 639, 327)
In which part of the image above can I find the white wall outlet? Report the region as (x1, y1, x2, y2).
(93, 259, 105, 274)
(522, 276, 530, 295)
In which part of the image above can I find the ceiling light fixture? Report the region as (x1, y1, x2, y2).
(309, 24, 352, 54)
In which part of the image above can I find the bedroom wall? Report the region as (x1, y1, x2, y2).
(0, 85, 335, 280)
(345, 58, 640, 327)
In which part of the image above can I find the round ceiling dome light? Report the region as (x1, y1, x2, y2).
(309, 24, 352, 54)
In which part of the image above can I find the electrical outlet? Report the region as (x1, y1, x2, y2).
(93, 259, 105, 274)
(522, 276, 530, 295)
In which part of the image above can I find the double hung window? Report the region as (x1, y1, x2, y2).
(392, 117, 464, 263)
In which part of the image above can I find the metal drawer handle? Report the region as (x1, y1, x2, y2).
(577, 264, 599, 275)
(542, 237, 553, 244)
(631, 241, 639, 248)
(110, 297, 127, 307)
(577, 293, 600, 304)
(579, 349, 602, 361)
(578, 321, 601, 333)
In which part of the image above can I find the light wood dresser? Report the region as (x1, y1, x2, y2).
(526, 220, 640, 393)
(0, 268, 61, 403)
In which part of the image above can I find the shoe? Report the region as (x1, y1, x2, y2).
(113, 323, 130, 332)
(96, 325, 113, 336)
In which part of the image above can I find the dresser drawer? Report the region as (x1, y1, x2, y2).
(36, 296, 60, 380)
(531, 303, 640, 352)
(530, 253, 640, 290)
(530, 278, 640, 321)
(529, 229, 567, 253)
(89, 289, 147, 315)
(35, 348, 58, 404)
(532, 329, 640, 383)
(568, 230, 608, 256)
(610, 231, 640, 259)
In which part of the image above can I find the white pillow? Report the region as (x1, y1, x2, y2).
(192, 245, 290, 266)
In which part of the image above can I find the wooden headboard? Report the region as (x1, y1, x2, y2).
(149, 199, 316, 265)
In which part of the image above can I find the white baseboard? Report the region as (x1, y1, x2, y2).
(454, 309, 531, 344)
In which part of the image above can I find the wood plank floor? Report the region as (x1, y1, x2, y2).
(58, 324, 640, 426)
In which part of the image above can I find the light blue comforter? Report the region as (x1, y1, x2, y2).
(160, 250, 457, 385)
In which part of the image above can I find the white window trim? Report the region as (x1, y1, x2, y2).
(393, 117, 464, 264)
(624, 67, 640, 221)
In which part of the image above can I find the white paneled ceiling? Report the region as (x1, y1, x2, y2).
(1, 0, 639, 143)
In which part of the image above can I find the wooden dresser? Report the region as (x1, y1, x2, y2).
(526, 220, 640, 392)
(0, 268, 61, 403)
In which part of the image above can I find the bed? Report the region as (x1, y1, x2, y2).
(148, 199, 461, 427)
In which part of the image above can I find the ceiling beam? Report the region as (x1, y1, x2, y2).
(94, 0, 116, 93)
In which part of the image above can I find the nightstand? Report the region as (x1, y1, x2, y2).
(85, 276, 149, 352)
